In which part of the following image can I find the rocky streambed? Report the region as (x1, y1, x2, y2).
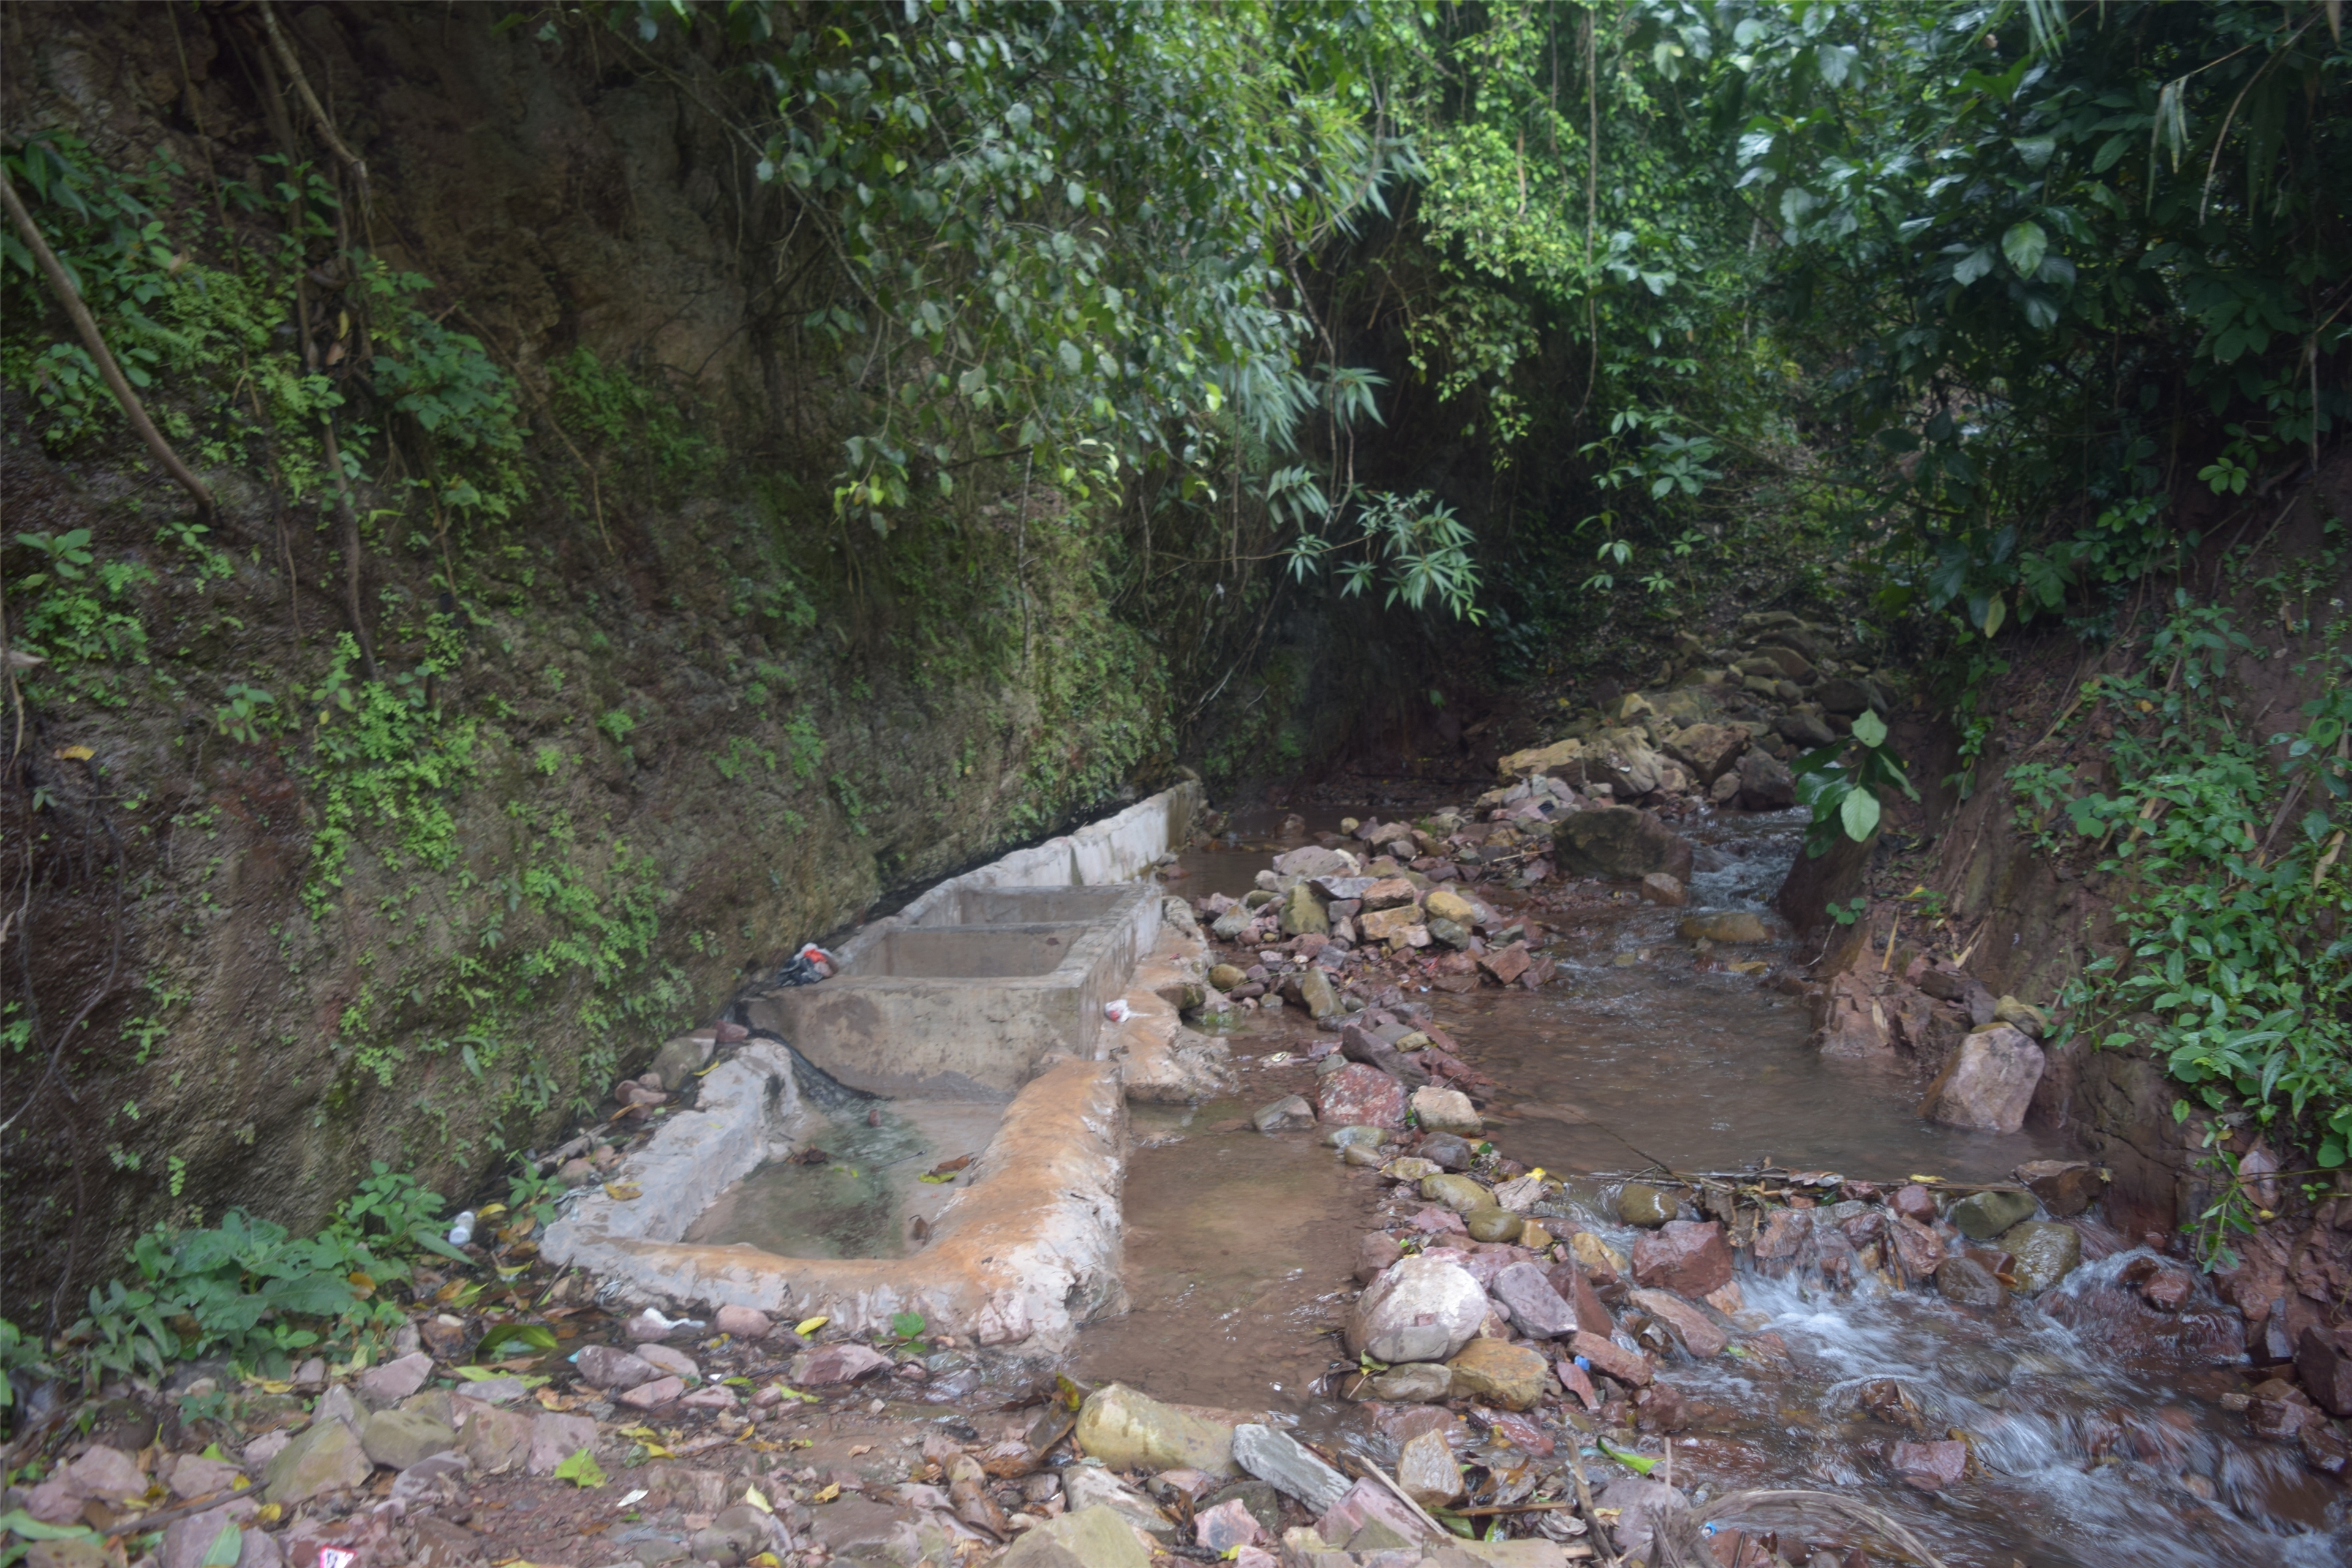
(9, 766, 2346, 1568)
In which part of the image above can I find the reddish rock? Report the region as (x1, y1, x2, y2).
(1629, 1289, 1728, 1358)
(1936, 1254, 2007, 1308)
(1638, 872, 1688, 907)
(801, 1343, 894, 1385)
(1355, 1231, 1404, 1284)
(1546, 1263, 1614, 1338)
(1751, 1208, 1812, 1275)
(1890, 1184, 1940, 1224)
(2139, 1269, 2195, 1312)
(2016, 1159, 2102, 1218)
(1485, 1411, 1554, 1457)
(714, 1304, 772, 1339)
(2248, 1395, 2316, 1441)
(1630, 1220, 1733, 1297)
(1570, 1330, 1653, 1387)
(1887, 1213, 1947, 1281)
(1634, 1383, 1689, 1433)
(2301, 1420, 2350, 1476)
(1316, 1063, 1407, 1129)
(1890, 1439, 1967, 1491)
(1555, 1359, 1600, 1411)
(617, 1376, 685, 1409)
(574, 1344, 658, 1390)
(1812, 971, 1896, 1060)
(2296, 1326, 2352, 1417)
(1479, 943, 1531, 986)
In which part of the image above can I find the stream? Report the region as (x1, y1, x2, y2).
(1069, 804, 2349, 1568)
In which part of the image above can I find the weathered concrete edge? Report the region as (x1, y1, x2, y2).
(542, 1058, 1127, 1350)
(543, 1041, 805, 1253)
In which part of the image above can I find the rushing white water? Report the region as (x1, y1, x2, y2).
(1654, 1257, 2348, 1567)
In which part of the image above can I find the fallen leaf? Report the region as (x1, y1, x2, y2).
(812, 1483, 841, 1504)
(55, 745, 94, 761)
(848, 1444, 873, 1458)
(603, 1182, 643, 1202)
(553, 1449, 607, 1489)
(744, 1485, 774, 1514)
(476, 1203, 509, 1219)
(794, 1316, 829, 1337)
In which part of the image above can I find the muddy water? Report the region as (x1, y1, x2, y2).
(1079, 805, 2348, 1566)
(685, 1099, 1005, 1259)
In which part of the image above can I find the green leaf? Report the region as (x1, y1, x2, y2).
(475, 1322, 558, 1357)
(889, 1310, 927, 1341)
(1850, 710, 1888, 748)
(200, 1523, 244, 1567)
(1, 1510, 104, 1542)
(1840, 788, 1882, 842)
(2001, 221, 2048, 277)
(1952, 247, 1995, 286)
(552, 1448, 608, 1488)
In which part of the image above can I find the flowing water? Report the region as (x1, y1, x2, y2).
(1070, 802, 2348, 1566)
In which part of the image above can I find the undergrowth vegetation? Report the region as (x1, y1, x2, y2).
(2010, 571, 2352, 1258)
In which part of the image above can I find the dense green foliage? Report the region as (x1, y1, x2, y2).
(2011, 589, 2352, 1197)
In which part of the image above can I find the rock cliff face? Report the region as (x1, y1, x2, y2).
(0, 3, 1164, 1317)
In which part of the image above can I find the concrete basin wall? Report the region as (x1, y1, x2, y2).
(546, 782, 1207, 1346)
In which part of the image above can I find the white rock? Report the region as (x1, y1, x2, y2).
(1346, 1253, 1488, 1365)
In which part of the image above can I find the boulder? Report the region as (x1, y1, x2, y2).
(1615, 1183, 1678, 1227)
(1551, 807, 1694, 882)
(1463, 1207, 1524, 1243)
(1815, 677, 1880, 717)
(1934, 1254, 2008, 1309)
(1420, 1174, 1493, 1214)
(1626, 1289, 1727, 1358)
(574, 1344, 659, 1390)
(456, 1400, 533, 1474)
(650, 1034, 714, 1091)
(1491, 1261, 1578, 1338)
(714, 1304, 772, 1338)
(1354, 1363, 1453, 1403)
(637, 1343, 698, 1378)
(1348, 1254, 1489, 1364)
(801, 1343, 894, 1385)
(1424, 888, 1482, 927)
(2296, 1326, 2352, 1417)
(1445, 1339, 1550, 1409)
(1774, 712, 1836, 748)
(361, 1408, 461, 1471)
(1075, 1384, 1237, 1475)
(1890, 1439, 1968, 1491)
(1316, 1063, 1406, 1128)
(1570, 1330, 1653, 1387)
(1426, 916, 1474, 949)
(161, 1502, 273, 1568)
(263, 1415, 373, 1506)
(617, 1376, 685, 1409)
(2016, 1159, 2101, 1218)
(1630, 1221, 1733, 1298)
(1230, 1424, 1350, 1512)
(1359, 905, 1420, 943)
(1410, 1086, 1482, 1135)
(529, 1412, 601, 1477)
(1732, 750, 1796, 810)
(1272, 846, 1354, 879)
(993, 1504, 1154, 1568)
(1999, 1221, 2081, 1293)
(1297, 968, 1340, 1019)
(1664, 723, 1748, 784)
(357, 1352, 435, 1403)
(1360, 876, 1420, 911)
(1395, 1429, 1463, 1507)
(1677, 911, 1771, 944)
(1355, 1232, 1404, 1284)
(1639, 872, 1687, 906)
(1207, 963, 1248, 992)
(1947, 1188, 2038, 1240)
(1277, 883, 1329, 937)
(1919, 1025, 2045, 1133)
(1318, 1477, 1436, 1549)
(1251, 1095, 1316, 1134)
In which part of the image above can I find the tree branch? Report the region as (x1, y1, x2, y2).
(1, 168, 216, 521)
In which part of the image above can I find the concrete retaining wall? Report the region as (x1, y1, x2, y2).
(543, 782, 1205, 1345)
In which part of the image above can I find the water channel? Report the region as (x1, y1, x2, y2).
(1068, 803, 2347, 1568)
